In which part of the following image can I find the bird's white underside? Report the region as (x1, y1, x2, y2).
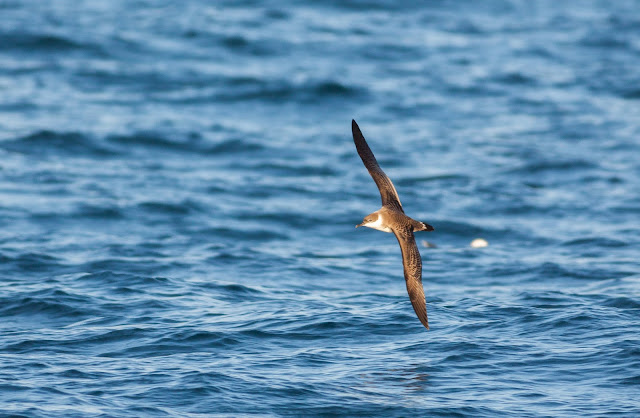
(363, 214, 393, 233)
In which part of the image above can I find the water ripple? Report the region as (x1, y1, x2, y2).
(1, 1, 639, 416)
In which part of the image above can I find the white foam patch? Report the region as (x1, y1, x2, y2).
(470, 238, 489, 248)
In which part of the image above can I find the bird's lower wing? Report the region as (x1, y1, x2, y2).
(393, 228, 429, 329)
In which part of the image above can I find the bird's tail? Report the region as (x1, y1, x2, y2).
(414, 221, 434, 232)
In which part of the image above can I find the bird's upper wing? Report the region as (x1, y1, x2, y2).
(393, 227, 429, 330)
(352, 119, 404, 213)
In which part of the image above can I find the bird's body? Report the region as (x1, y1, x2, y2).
(352, 119, 433, 330)
(358, 207, 431, 234)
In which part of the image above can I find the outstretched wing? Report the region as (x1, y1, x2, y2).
(393, 227, 429, 330)
(352, 119, 404, 213)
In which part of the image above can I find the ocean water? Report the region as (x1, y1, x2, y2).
(1, 0, 639, 416)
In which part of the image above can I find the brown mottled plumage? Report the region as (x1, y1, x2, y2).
(352, 119, 434, 330)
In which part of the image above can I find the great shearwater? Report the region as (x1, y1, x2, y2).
(352, 119, 434, 330)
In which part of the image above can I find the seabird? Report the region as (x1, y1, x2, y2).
(352, 119, 434, 330)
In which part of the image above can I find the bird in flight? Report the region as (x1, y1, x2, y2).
(352, 119, 434, 330)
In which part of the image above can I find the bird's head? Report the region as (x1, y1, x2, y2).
(356, 212, 379, 229)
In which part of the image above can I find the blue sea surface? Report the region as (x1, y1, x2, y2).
(1, 0, 639, 416)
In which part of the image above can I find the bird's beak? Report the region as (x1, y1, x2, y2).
(355, 222, 364, 228)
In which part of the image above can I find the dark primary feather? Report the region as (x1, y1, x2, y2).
(393, 228, 429, 330)
(351, 120, 404, 213)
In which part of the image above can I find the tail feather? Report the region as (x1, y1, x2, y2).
(416, 221, 434, 232)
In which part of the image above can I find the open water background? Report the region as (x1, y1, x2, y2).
(1, 0, 639, 416)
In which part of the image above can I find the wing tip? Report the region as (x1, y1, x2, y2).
(351, 119, 361, 135)
(409, 297, 430, 330)
(410, 294, 430, 330)
(418, 313, 430, 330)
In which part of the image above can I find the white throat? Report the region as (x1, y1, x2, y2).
(364, 214, 393, 233)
